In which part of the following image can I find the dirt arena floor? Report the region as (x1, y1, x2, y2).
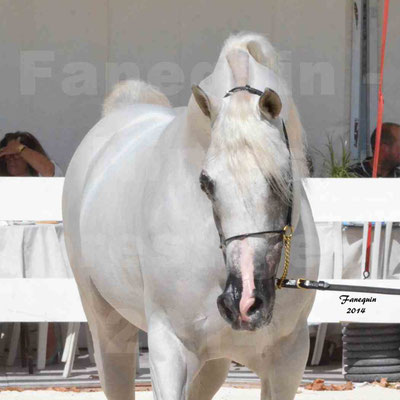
(1, 385, 400, 399)
(2, 349, 400, 399)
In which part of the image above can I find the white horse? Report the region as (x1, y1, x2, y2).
(63, 32, 319, 400)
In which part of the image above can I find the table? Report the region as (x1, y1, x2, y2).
(0, 223, 72, 279)
(0, 222, 87, 375)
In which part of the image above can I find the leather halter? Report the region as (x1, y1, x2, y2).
(223, 84, 264, 98)
(221, 85, 293, 248)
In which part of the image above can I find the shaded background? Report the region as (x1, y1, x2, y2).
(0, 0, 397, 173)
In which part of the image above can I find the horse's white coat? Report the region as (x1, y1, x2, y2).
(63, 32, 320, 400)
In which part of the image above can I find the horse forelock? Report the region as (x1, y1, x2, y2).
(209, 95, 292, 203)
(197, 31, 308, 203)
(221, 32, 280, 75)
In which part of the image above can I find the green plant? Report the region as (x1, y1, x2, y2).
(315, 137, 357, 178)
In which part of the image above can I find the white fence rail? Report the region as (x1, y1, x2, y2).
(304, 178, 400, 323)
(0, 177, 399, 324)
(0, 177, 63, 221)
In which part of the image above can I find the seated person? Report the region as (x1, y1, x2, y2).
(0, 131, 62, 177)
(348, 122, 400, 177)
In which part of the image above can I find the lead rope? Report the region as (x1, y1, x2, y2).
(277, 225, 293, 289)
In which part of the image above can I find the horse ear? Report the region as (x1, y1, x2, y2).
(191, 85, 220, 119)
(259, 88, 282, 120)
(247, 41, 267, 65)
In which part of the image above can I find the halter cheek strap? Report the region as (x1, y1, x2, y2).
(222, 118, 292, 247)
(220, 85, 294, 288)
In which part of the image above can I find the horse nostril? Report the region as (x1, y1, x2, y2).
(223, 304, 234, 321)
(217, 294, 238, 323)
(247, 297, 263, 316)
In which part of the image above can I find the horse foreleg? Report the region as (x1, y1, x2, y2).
(148, 318, 201, 400)
(85, 281, 139, 400)
(188, 358, 231, 400)
(255, 326, 309, 400)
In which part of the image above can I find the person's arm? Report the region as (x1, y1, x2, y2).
(19, 147, 55, 176)
(0, 139, 55, 176)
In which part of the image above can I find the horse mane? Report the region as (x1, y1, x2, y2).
(210, 32, 309, 203)
(102, 80, 171, 117)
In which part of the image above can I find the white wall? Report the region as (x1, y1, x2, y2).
(0, 0, 108, 172)
(0, 0, 352, 173)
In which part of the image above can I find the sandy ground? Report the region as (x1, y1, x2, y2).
(1, 386, 400, 399)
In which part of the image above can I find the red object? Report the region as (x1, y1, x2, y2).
(365, 0, 390, 278)
(372, 0, 390, 177)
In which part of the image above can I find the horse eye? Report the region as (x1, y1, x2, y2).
(199, 171, 215, 199)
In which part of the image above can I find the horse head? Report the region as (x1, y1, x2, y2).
(192, 49, 293, 331)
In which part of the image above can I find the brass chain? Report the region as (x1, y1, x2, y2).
(277, 225, 293, 289)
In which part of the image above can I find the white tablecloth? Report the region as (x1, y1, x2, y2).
(2, 222, 398, 280)
(0, 223, 72, 278)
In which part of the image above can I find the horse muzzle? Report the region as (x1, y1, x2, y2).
(217, 273, 276, 331)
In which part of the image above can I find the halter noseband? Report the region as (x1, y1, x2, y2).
(221, 85, 294, 288)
